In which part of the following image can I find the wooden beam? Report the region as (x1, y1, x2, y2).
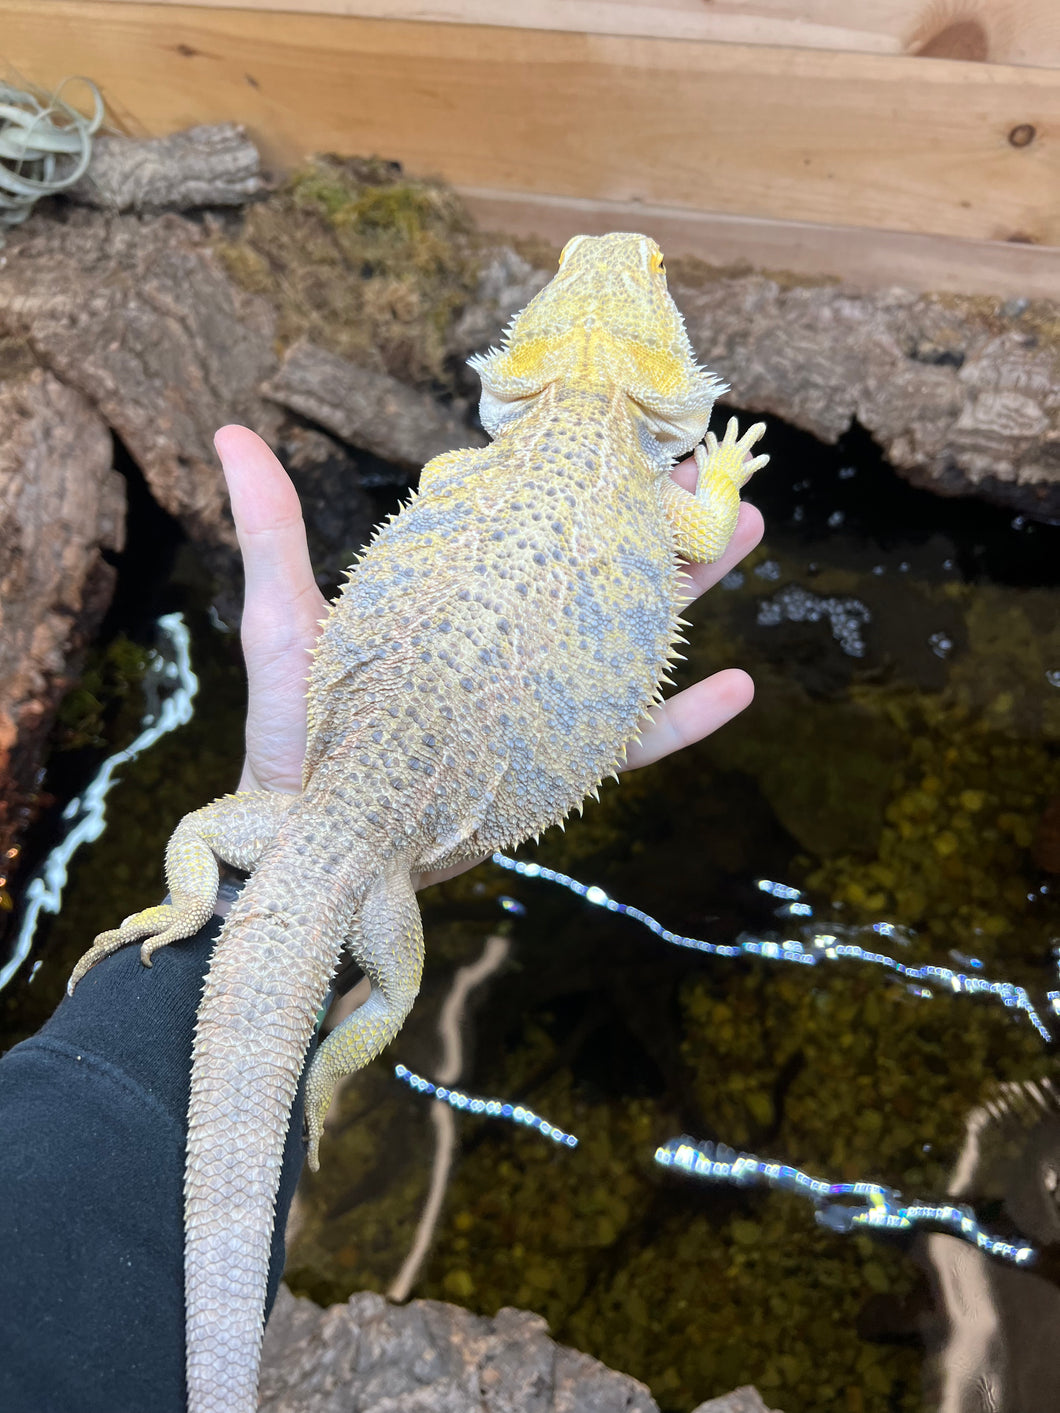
(462, 189, 1060, 299)
(95, 0, 1060, 70)
(7, 2, 1060, 246)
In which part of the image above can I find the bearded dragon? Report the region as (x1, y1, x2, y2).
(69, 232, 767, 1412)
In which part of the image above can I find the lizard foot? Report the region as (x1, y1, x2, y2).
(304, 1064, 335, 1174)
(67, 899, 213, 994)
(302, 863, 426, 1170)
(694, 416, 769, 494)
(302, 981, 421, 1172)
(662, 415, 770, 563)
(67, 790, 297, 996)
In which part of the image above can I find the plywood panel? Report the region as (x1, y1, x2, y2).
(94, 0, 1060, 69)
(463, 189, 1060, 299)
(6, 2, 1059, 245)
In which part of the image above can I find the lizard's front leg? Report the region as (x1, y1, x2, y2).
(660, 416, 769, 563)
(304, 857, 424, 1170)
(68, 790, 296, 992)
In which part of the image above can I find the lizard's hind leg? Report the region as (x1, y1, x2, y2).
(68, 789, 295, 993)
(304, 858, 425, 1170)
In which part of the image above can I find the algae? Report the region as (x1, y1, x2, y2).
(808, 693, 1059, 951)
(52, 633, 152, 752)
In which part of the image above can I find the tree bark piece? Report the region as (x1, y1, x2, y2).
(675, 273, 1060, 519)
(260, 1284, 659, 1412)
(67, 124, 268, 213)
(262, 339, 485, 471)
(0, 365, 124, 871)
(260, 1286, 780, 1413)
(0, 209, 280, 548)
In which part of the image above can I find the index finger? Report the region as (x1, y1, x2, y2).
(215, 425, 324, 619)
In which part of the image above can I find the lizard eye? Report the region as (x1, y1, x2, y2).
(650, 250, 665, 275)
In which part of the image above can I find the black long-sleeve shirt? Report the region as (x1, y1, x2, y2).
(0, 917, 307, 1412)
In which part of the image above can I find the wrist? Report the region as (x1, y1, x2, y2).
(161, 868, 246, 921)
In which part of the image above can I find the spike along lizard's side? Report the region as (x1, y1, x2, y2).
(69, 232, 768, 1412)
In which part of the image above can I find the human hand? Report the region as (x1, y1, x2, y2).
(215, 425, 764, 883)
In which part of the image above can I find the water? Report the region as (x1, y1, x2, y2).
(3, 414, 1059, 1411)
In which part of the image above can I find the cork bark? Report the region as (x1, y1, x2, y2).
(0, 364, 124, 870)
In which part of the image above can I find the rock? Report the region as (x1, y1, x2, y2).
(676, 274, 1060, 520)
(262, 339, 485, 470)
(260, 1286, 779, 1413)
(691, 1387, 783, 1413)
(67, 123, 268, 213)
(448, 246, 548, 362)
(259, 1285, 662, 1412)
(0, 364, 124, 868)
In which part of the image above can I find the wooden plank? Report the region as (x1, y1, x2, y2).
(7, 3, 1060, 245)
(463, 189, 1060, 299)
(93, 0, 1060, 69)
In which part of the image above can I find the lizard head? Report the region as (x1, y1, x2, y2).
(469, 232, 726, 457)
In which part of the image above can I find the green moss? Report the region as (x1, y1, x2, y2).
(53, 634, 152, 751)
(951, 585, 1060, 742)
(712, 676, 903, 859)
(667, 252, 840, 295)
(213, 155, 481, 386)
(806, 684, 1060, 955)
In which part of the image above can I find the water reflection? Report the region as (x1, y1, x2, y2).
(654, 1135, 1034, 1266)
(395, 1062, 579, 1148)
(0, 614, 197, 993)
(493, 853, 1053, 1040)
(756, 585, 871, 658)
(923, 1079, 1060, 1413)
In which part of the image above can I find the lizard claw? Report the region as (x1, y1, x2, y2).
(67, 901, 213, 994)
(304, 1098, 326, 1174)
(303, 1057, 336, 1174)
(696, 417, 769, 492)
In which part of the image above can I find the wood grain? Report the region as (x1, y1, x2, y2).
(8, 2, 1059, 246)
(463, 190, 1060, 299)
(92, 0, 1060, 69)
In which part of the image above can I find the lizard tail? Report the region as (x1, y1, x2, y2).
(183, 840, 352, 1413)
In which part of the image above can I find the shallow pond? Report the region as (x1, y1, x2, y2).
(3, 415, 1059, 1412)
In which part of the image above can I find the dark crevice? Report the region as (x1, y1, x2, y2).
(723, 406, 1060, 587)
(97, 434, 188, 640)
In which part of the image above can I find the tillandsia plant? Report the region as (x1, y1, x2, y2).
(0, 76, 102, 234)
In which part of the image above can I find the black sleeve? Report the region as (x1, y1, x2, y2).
(0, 917, 309, 1413)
